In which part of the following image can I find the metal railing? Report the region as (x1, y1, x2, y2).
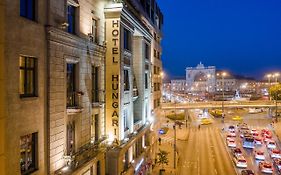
(67, 91, 78, 107)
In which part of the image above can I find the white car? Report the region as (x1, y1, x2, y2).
(271, 149, 281, 159)
(229, 125, 235, 132)
(234, 155, 247, 168)
(227, 139, 236, 148)
(267, 140, 277, 149)
(226, 134, 233, 141)
(229, 131, 236, 137)
(251, 129, 258, 134)
(255, 150, 265, 160)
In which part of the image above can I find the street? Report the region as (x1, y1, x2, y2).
(158, 107, 281, 175)
(176, 109, 236, 175)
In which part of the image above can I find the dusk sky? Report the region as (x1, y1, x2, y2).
(158, 0, 281, 80)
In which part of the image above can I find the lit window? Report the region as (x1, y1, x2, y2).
(19, 56, 37, 97)
(20, 132, 38, 174)
(20, 0, 36, 21)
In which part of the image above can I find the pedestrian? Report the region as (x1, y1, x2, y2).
(158, 137, 161, 145)
(198, 124, 201, 130)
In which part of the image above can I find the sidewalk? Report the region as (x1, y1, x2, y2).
(151, 124, 190, 175)
(273, 121, 281, 141)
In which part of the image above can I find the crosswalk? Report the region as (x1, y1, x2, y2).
(160, 135, 174, 144)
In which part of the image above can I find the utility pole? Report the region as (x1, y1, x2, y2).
(275, 93, 278, 123)
(173, 124, 176, 169)
(222, 75, 225, 116)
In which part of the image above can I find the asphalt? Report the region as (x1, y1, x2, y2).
(176, 110, 236, 175)
(153, 108, 281, 175)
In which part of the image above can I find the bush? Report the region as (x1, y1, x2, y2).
(166, 113, 185, 120)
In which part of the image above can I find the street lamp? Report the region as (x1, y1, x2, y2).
(274, 73, 280, 83)
(173, 124, 176, 169)
(217, 72, 227, 120)
(222, 72, 227, 120)
(266, 74, 272, 84)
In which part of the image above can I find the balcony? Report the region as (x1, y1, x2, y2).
(66, 91, 83, 115)
(56, 137, 107, 175)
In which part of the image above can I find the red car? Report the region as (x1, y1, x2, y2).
(232, 148, 242, 156)
(259, 161, 273, 174)
(254, 137, 263, 145)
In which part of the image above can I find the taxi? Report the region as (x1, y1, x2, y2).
(232, 115, 243, 121)
(201, 118, 212, 125)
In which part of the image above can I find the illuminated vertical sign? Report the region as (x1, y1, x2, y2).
(105, 18, 121, 145)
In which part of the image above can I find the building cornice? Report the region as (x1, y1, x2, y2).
(47, 26, 106, 56)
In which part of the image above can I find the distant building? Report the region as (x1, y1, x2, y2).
(186, 62, 216, 93)
(169, 62, 260, 100)
(171, 79, 186, 93)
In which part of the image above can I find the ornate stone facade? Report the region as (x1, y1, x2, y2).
(186, 62, 216, 93)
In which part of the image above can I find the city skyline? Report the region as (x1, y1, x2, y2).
(158, 0, 281, 79)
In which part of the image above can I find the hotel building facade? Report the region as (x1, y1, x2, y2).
(0, 0, 163, 175)
(104, 1, 163, 175)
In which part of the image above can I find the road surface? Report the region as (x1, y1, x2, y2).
(177, 109, 236, 175)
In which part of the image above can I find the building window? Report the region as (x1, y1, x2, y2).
(145, 43, 150, 59)
(94, 114, 99, 141)
(91, 18, 98, 43)
(67, 63, 77, 107)
(123, 151, 129, 170)
(92, 66, 99, 103)
(96, 161, 101, 175)
(123, 28, 131, 51)
(67, 4, 76, 34)
(20, 132, 38, 174)
(20, 0, 36, 21)
(123, 109, 128, 131)
(67, 122, 75, 155)
(124, 69, 130, 91)
(19, 56, 37, 97)
(145, 73, 148, 89)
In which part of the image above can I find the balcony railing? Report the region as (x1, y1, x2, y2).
(67, 91, 83, 114)
(132, 88, 139, 101)
(56, 137, 107, 175)
(92, 90, 105, 108)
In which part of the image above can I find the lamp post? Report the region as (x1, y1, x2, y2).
(275, 93, 278, 123)
(267, 74, 272, 85)
(173, 124, 176, 169)
(217, 72, 227, 121)
(274, 73, 280, 83)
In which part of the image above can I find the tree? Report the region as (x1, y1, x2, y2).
(156, 149, 169, 173)
(269, 83, 281, 121)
